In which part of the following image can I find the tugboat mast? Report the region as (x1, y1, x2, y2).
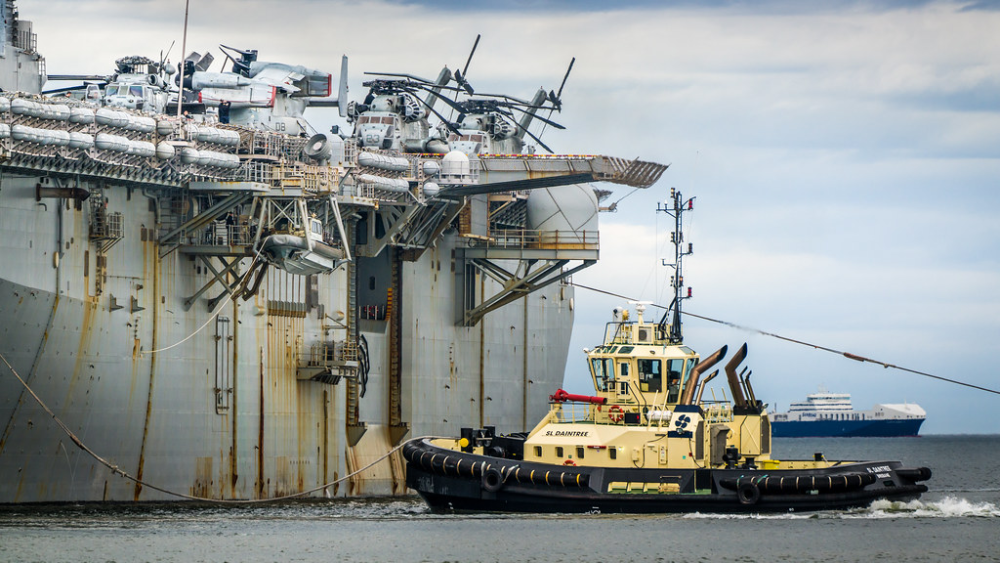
(657, 187, 694, 344)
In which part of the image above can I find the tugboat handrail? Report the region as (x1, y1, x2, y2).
(548, 402, 594, 424)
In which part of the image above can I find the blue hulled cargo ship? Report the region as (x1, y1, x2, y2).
(771, 392, 925, 437)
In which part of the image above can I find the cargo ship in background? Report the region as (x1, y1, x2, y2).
(770, 391, 925, 437)
(0, 0, 666, 503)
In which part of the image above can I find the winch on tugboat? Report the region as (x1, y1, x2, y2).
(403, 188, 932, 513)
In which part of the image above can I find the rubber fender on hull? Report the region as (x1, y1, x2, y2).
(403, 440, 591, 489)
(895, 467, 932, 482)
(721, 473, 877, 494)
(482, 467, 504, 493)
(737, 482, 760, 505)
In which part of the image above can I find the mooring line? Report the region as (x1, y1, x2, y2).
(142, 251, 261, 356)
(571, 281, 1000, 396)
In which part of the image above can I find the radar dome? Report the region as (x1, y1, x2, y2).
(526, 184, 599, 234)
(441, 150, 470, 177)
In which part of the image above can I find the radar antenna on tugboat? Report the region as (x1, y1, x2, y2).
(657, 187, 695, 343)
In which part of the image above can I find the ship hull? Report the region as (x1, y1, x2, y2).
(771, 418, 924, 438)
(0, 173, 574, 503)
(403, 439, 930, 514)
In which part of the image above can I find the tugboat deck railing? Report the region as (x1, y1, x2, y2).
(547, 400, 735, 424)
(548, 402, 595, 424)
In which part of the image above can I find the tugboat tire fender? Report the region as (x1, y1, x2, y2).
(482, 466, 505, 493)
(895, 467, 932, 482)
(737, 482, 761, 505)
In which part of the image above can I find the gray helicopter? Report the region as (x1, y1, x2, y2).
(45, 55, 174, 114)
(177, 45, 348, 135)
(351, 36, 570, 156)
(439, 56, 574, 155)
(360, 38, 573, 157)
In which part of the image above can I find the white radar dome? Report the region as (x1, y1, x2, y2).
(526, 184, 599, 234)
(440, 150, 470, 177)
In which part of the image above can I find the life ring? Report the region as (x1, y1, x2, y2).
(563, 459, 577, 466)
(737, 482, 761, 505)
(481, 466, 504, 493)
(608, 405, 624, 423)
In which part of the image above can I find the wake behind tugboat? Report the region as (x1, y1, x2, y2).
(403, 189, 932, 514)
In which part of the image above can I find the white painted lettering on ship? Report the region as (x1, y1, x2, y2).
(866, 465, 892, 478)
(544, 430, 590, 437)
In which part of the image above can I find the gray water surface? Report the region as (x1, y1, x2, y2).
(2, 435, 997, 563)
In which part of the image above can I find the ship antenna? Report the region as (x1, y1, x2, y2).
(176, 0, 190, 119)
(656, 187, 694, 343)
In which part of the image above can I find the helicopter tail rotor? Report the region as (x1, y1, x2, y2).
(548, 57, 574, 112)
(337, 55, 349, 118)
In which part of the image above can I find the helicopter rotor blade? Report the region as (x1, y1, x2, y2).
(159, 40, 176, 74)
(363, 71, 435, 84)
(45, 74, 110, 83)
(500, 109, 554, 153)
(547, 57, 575, 111)
(506, 105, 565, 129)
(404, 86, 462, 135)
(42, 83, 97, 95)
(520, 124, 554, 154)
(451, 34, 480, 101)
(462, 34, 480, 77)
(417, 84, 469, 115)
(557, 57, 575, 99)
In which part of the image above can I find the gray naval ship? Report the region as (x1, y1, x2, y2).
(0, 1, 665, 502)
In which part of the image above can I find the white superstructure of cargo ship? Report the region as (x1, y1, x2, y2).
(771, 392, 926, 437)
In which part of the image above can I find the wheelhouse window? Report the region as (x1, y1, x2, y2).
(666, 359, 684, 403)
(590, 357, 614, 392)
(638, 359, 662, 393)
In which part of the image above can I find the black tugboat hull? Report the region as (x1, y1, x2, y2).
(403, 439, 930, 514)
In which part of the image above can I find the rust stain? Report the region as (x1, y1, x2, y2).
(64, 296, 94, 406)
(229, 301, 240, 497)
(345, 446, 360, 496)
(257, 346, 265, 499)
(322, 390, 329, 493)
(191, 456, 213, 499)
(275, 456, 290, 498)
(134, 237, 161, 501)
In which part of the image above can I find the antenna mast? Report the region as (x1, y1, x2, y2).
(656, 187, 694, 343)
(176, 0, 190, 119)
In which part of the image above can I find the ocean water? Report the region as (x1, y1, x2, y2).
(1, 435, 997, 563)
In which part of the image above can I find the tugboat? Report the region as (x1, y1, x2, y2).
(403, 189, 932, 513)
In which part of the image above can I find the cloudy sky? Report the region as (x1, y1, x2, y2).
(23, 0, 1000, 433)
